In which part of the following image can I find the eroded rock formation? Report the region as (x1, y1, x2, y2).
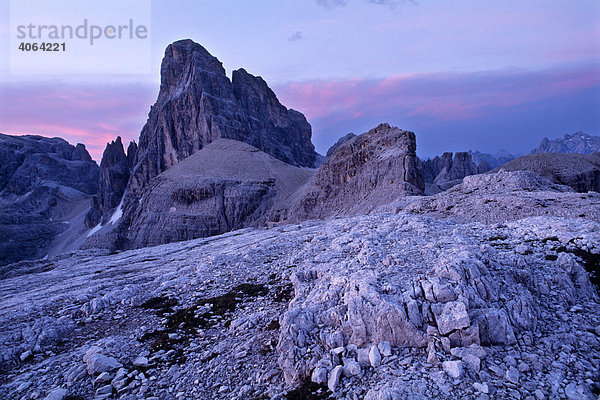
(127, 39, 317, 199)
(422, 151, 481, 187)
(277, 123, 424, 222)
(85, 137, 136, 227)
(326, 133, 356, 157)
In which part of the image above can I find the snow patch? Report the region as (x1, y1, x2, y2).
(110, 198, 124, 225)
(86, 223, 102, 238)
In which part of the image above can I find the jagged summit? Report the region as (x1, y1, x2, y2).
(532, 131, 600, 155)
(274, 123, 424, 222)
(129, 39, 318, 199)
(85, 137, 137, 228)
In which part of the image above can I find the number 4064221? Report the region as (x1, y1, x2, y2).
(18, 42, 66, 51)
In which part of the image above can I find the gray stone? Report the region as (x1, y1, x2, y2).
(406, 300, 423, 327)
(378, 341, 392, 357)
(357, 348, 371, 367)
(369, 345, 381, 368)
(564, 383, 594, 400)
(20, 350, 32, 361)
(462, 354, 481, 372)
(473, 382, 489, 394)
(95, 384, 113, 396)
(311, 367, 327, 384)
(443, 360, 463, 379)
(94, 372, 112, 385)
(450, 345, 487, 359)
(432, 301, 471, 335)
(16, 382, 32, 392)
(505, 366, 520, 384)
(133, 356, 149, 367)
(342, 359, 361, 376)
(86, 353, 122, 375)
(472, 308, 517, 345)
(43, 388, 68, 400)
(327, 365, 343, 392)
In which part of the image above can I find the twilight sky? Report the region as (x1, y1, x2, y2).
(0, 0, 599, 161)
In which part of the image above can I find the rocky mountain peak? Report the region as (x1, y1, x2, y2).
(277, 123, 424, 222)
(128, 39, 318, 199)
(158, 40, 226, 102)
(326, 132, 356, 157)
(72, 143, 92, 162)
(126, 141, 137, 168)
(422, 151, 480, 190)
(532, 131, 600, 155)
(85, 137, 133, 227)
(100, 137, 126, 168)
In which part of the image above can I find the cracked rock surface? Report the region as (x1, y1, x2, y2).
(1, 205, 599, 399)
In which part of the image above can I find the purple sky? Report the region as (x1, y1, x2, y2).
(0, 0, 599, 160)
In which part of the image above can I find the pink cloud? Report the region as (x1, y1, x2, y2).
(0, 82, 157, 161)
(274, 63, 600, 124)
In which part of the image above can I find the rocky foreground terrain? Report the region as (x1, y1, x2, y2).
(0, 171, 599, 400)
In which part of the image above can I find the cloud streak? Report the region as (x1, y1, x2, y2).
(274, 62, 600, 155)
(0, 82, 157, 161)
(276, 63, 599, 122)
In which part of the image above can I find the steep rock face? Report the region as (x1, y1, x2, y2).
(277, 123, 424, 222)
(421, 152, 452, 184)
(326, 133, 356, 157)
(85, 137, 136, 227)
(532, 132, 600, 155)
(494, 153, 600, 193)
(127, 39, 317, 198)
(433, 152, 478, 186)
(108, 139, 313, 250)
(231, 68, 316, 167)
(476, 160, 491, 174)
(471, 150, 516, 169)
(0, 134, 98, 196)
(0, 134, 99, 265)
(422, 152, 479, 186)
(126, 141, 137, 168)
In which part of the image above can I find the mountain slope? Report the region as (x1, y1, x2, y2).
(0, 134, 98, 265)
(494, 152, 600, 192)
(104, 139, 314, 249)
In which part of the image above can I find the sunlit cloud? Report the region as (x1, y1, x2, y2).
(276, 63, 600, 122)
(0, 82, 157, 161)
(274, 62, 600, 155)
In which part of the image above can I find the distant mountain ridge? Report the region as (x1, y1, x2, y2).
(532, 131, 600, 155)
(0, 134, 98, 265)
